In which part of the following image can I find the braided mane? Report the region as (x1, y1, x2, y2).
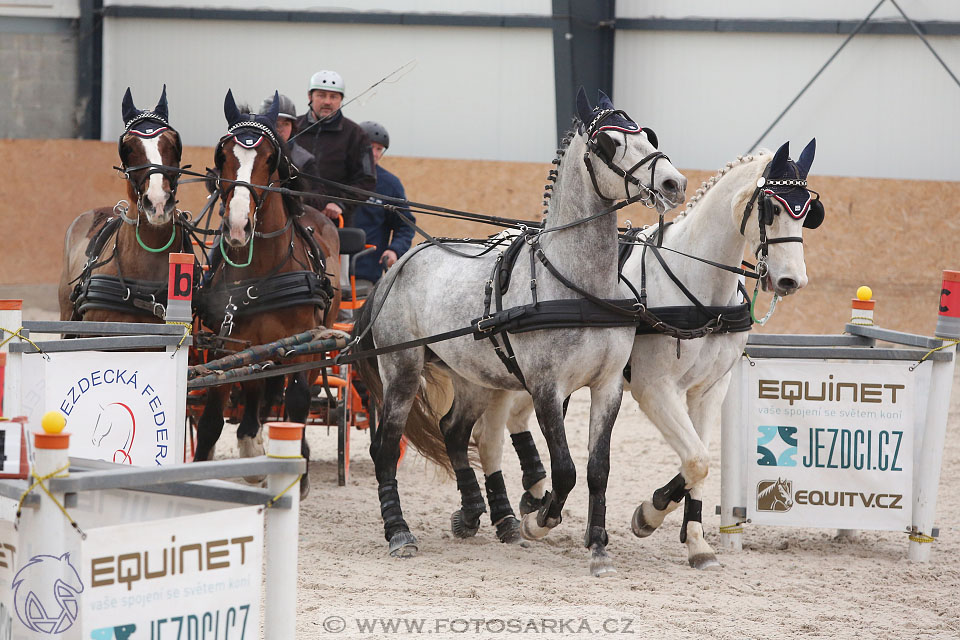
(674, 150, 771, 221)
(541, 118, 581, 219)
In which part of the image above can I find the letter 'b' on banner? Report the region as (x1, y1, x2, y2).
(936, 270, 960, 339)
(167, 253, 194, 322)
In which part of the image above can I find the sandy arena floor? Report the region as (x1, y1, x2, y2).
(14, 302, 960, 639)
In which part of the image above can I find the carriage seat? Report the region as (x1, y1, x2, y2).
(338, 227, 377, 302)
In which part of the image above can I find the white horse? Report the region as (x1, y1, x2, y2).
(465, 139, 820, 569)
(354, 88, 687, 576)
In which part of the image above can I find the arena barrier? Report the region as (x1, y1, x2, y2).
(719, 271, 960, 562)
(0, 254, 303, 637)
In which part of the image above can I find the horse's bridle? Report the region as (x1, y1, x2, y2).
(214, 120, 292, 229)
(582, 108, 669, 208)
(115, 112, 184, 216)
(738, 162, 822, 268)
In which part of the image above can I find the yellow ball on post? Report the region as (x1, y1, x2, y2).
(41, 411, 66, 434)
(856, 286, 873, 302)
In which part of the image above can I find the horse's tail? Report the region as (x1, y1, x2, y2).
(352, 288, 458, 476)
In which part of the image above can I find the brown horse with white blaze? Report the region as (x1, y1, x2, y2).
(59, 86, 191, 324)
(193, 90, 341, 500)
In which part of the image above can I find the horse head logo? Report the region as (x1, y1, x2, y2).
(757, 478, 793, 512)
(91, 402, 136, 464)
(12, 553, 84, 634)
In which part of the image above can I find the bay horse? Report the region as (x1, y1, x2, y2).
(193, 90, 341, 500)
(354, 89, 687, 575)
(59, 86, 190, 323)
(466, 139, 821, 569)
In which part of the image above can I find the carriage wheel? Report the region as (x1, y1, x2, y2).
(337, 365, 351, 486)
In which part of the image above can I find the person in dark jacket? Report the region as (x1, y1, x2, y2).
(258, 93, 323, 210)
(294, 70, 376, 226)
(353, 121, 415, 285)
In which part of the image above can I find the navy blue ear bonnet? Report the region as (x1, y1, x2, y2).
(576, 88, 658, 154)
(760, 139, 823, 230)
(217, 89, 292, 180)
(118, 85, 181, 161)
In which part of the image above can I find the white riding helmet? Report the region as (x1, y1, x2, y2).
(309, 70, 345, 96)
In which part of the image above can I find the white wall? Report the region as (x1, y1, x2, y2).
(101, 18, 556, 163)
(614, 29, 960, 180)
(0, 0, 78, 18)
(621, 0, 960, 22)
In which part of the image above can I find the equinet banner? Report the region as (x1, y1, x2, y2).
(744, 359, 926, 530)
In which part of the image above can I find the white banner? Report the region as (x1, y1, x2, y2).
(744, 359, 927, 530)
(22, 352, 181, 466)
(80, 507, 263, 639)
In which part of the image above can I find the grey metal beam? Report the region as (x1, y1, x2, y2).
(552, 0, 615, 145)
(47, 457, 304, 493)
(615, 17, 960, 36)
(77, 0, 103, 140)
(125, 479, 292, 509)
(10, 334, 191, 353)
(23, 320, 187, 336)
(743, 346, 950, 361)
(0, 480, 37, 505)
(747, 334, 875, 347)
(844, 324, 946, 350)
(101, 6, 552, 28)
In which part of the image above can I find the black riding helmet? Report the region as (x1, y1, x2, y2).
(359, 121, 390, 149)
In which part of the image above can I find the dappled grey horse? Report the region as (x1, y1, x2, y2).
(355, 89, 687, 576)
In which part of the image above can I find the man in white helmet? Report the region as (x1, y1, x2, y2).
(295, 70, 376, 226)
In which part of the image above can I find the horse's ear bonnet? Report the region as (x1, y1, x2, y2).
(760, 138, 823, 228)
(218, 89, 286, 174)
(118, 84, 181, 165)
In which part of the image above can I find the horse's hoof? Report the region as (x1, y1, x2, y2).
(495, 516, 527, 546)
(388, 531, 419, 558)
(238, 435, 265, 458)
(631, 504, 657, 538)
(299, 475, 310, 502)
(520, 513, 550, 541)
(689, 553, 721, 571)
(590, 546, 617, 578)
(451, 510, 480, 539)
(519, 491, 544, 516)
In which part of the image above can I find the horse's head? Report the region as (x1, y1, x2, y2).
(118, 85, 182, 225)
(776, 478, 794, 508)
(216, 89, 291, 248)
(575, 88, 686, 212)
(734, 139, 822, 297)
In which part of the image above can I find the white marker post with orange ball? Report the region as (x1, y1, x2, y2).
(849, 285, 875, 326)
(16, 411, 72, 580)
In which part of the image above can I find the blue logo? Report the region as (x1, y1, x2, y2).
(757, 426, 798, 467)
(12, 553, 84, 634)
(91, 624, 137, 639)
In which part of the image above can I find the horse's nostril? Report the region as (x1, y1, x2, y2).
(778, 278, 797, 292)
(662, 179, 679, 194)
(243, 220, 252, 234)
